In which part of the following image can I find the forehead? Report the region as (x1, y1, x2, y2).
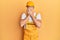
(27, 6, 34, 8)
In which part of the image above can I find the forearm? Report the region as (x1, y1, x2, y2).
(31, 15, 41, 28)
(20, 20, 27, 27)
(20, 16, 29, 27)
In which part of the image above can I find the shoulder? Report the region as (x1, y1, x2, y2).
(33, 12, 41, 16)
(37, 13, 41, 17)
(36, 12, 42, 20)
(21, 13, 26, 16)
(21, 13, 26, 19)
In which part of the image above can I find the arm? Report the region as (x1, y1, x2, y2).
(20, 15, 29, 27)
(30, 14, 42, 28)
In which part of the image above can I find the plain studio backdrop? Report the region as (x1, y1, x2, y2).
(0, 0, 60, 40)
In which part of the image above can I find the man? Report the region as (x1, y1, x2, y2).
(20, 1, 42, 40)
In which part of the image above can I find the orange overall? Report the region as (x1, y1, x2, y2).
(24, 15, 39, 40)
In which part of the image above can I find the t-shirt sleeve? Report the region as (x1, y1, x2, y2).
(36, 13, 41, 20)
(21, 13, 26, 19)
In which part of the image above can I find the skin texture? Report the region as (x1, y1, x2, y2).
(20, 6, 42, 28)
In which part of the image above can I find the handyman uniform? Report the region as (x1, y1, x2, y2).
(21, 12, 41, 40)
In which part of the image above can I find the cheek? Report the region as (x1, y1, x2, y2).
(30, 8, 33, 11)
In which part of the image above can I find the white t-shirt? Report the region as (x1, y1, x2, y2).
(21, 12, 41, 20)
(21, 12, 41, 29)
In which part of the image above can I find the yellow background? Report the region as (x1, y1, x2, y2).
(0, 0, 60, 40)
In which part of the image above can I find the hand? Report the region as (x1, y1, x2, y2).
(28, 9, 34, 16)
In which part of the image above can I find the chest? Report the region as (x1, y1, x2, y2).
(28, 16, 33, 22)
(28, 13, 36, 22)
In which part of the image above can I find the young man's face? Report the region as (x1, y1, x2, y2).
(27, 6, 34, 12)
